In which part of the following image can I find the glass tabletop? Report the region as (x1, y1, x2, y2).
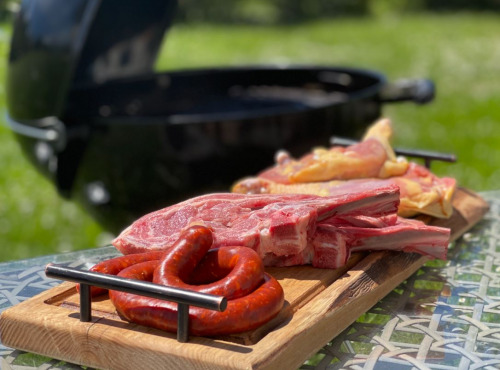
(1, 191, 499, 370)
(303, 191, 500, 370)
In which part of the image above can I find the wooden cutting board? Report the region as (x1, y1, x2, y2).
(0, 188, 489, 370)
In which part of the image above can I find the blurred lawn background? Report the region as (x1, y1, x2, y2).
(1, 1, 500, 262)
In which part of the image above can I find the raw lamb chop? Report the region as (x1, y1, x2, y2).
(113, 182, 400, 257)
(261, 217, 450, 269)
(113, 183, 450, 269)
(311, 218, 449, 268)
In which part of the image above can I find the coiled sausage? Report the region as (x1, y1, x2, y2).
(111, 265, 283, 336)
(153, 239, 265, 299)
(77, 251, 165, 297)
(85, 225, 284, 336)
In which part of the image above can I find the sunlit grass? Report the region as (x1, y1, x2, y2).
(1, 12, 499, 262)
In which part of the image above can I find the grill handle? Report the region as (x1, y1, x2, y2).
(378, 78, 435, 104)
(5, 115, 66, 151)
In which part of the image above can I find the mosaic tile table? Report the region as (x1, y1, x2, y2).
(1, 191, 499, 370)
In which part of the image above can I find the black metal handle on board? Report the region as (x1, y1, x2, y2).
(330, 137, 456, 169)
(45, 263, 227, 343)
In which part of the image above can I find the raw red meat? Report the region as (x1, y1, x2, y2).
(310, 218, 449, 268)
(260, 217, 449, 269)
(257, 118, 409, 184)
(113, 183, 400, 257)
(113, 183, 450, 269)
(345, 218, 449, 260)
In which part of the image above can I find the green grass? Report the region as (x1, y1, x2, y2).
(1, 12, 499, 262)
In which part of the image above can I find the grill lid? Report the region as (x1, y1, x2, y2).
(7, 0, 177, 122)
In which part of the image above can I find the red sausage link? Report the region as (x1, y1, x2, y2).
(81, 225, 212, 296)
(101, 225, 284, 336)
(110, 268, 283, 336)
(78, 251, 164, 296)
(188, 273, 284, 336)
(154, 246, 265, 299)
(152, 225, 214, 282)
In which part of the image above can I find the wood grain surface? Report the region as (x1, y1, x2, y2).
(0, 188, 489, 370)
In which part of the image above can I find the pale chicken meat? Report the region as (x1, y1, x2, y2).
(258, 118, 409, 184)
(232, 118, 456, 219)
(232, 163, 456, 219)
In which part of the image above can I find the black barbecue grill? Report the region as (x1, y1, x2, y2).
(6, 0, 436, 234)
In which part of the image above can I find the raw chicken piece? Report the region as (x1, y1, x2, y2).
(258, 118, 409, 184)
(232, 118, 456, 219)
(233, 162, 456, 219)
